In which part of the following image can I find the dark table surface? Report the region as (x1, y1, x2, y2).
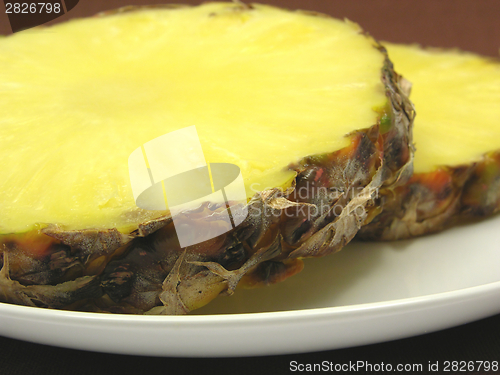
(0, 313, 499, 374)
(1, 1, 499, 373)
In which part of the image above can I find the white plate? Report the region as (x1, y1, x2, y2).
(0, 215, 499, 357)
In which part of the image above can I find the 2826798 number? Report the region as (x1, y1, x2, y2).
(443, 361, 499, 372)
(5, 3, 61, 14)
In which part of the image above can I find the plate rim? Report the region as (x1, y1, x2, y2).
(1, 267, 500, 356)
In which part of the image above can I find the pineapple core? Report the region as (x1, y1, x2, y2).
(0, 3, 386, 233)
(385, 43, 500, 173)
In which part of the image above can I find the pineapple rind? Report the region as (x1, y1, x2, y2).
(0, 252, 101, 308)
(358, 151, 500, 240)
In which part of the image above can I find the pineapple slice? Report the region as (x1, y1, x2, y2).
(359, 43, 500, 240)
(0, 3, 413, 313)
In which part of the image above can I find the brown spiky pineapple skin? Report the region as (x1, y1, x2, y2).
(0, 8, 414, 314)
(358, 150, 500, 241)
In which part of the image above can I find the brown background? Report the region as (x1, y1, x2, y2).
(1, 0, 500, 57)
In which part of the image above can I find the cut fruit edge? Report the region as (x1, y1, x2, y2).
(358, 149, 500, 241)
(0, 6, 415, 314)
(359, 44, 500, 241)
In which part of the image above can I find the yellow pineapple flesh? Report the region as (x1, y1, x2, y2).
(0, 3, 388, 234)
